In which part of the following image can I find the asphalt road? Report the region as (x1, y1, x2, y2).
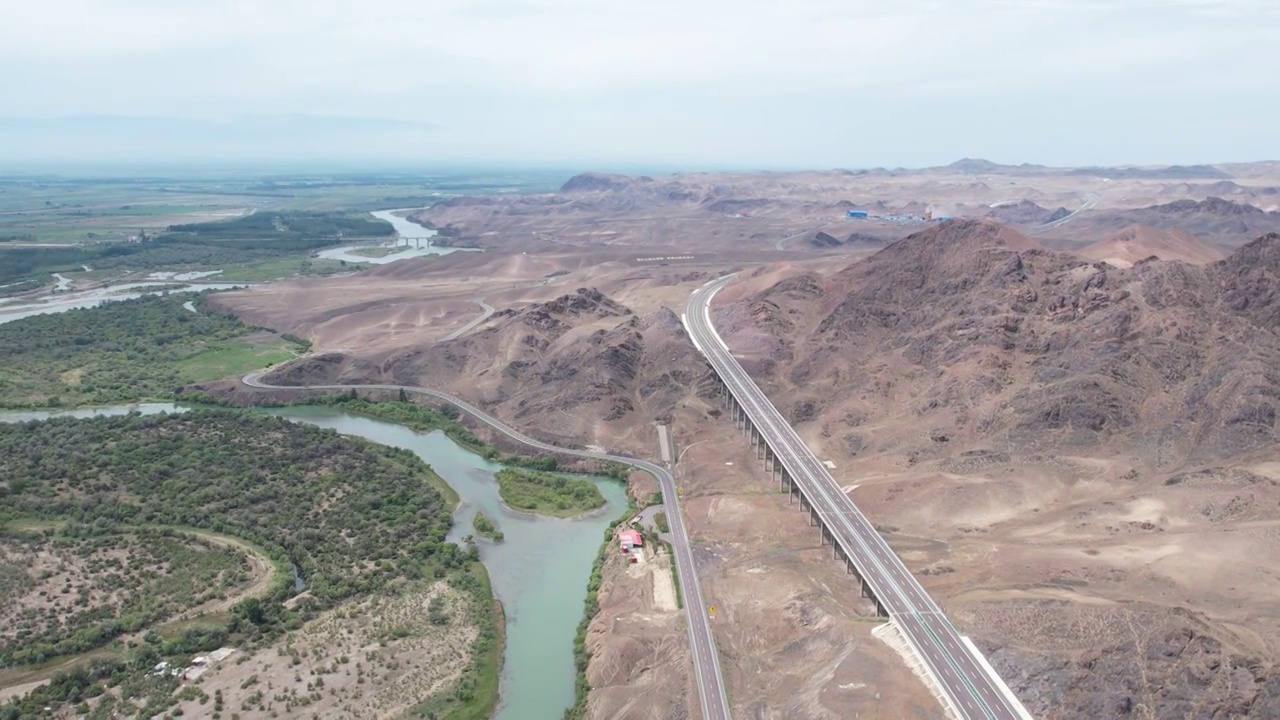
(683, 275, 1026, 720)
(1026, 192, 1099, 235)
(241, 372, 733, 720)
(440, 299, 495, 342)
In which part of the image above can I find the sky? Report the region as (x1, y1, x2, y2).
(2, 0, 1278, 169)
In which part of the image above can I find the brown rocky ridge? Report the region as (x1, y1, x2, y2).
(1049, 197, 1280, 248)
(711, 220, 1280, 717)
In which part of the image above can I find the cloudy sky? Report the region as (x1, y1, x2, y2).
(3, 0, 1278, 168)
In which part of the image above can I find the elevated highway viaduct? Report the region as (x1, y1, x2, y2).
(684, 274, 1032, 720)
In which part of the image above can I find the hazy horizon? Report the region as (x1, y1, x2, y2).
(5, 0, 1278, 169)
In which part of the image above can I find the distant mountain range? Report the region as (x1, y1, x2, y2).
(833, 157, 1241, 179)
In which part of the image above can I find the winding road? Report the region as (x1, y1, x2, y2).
(1026, 192, 1099, 235)
(684, 275, 1028, 720)
(240, 372, 732, 720)
(439, 299, 495, 342)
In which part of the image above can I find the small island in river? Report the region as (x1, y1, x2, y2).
(494, 468, 607, 518)
(472, 511, 505, 542)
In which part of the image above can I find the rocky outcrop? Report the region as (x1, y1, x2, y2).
(725, 221, 1280, 465)
(381, 290, 706, 451)
(560, 173, 640, 193)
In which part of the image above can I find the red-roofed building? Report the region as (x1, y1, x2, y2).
(619, 528, 643, 552)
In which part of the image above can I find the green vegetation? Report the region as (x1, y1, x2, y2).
(161, 210, 392, 243)
(346, 245, 400, 258)
(471, 513, 504, 543)
(0, 170, 568, 281)
(495, 468, 606, 518)
(653, 511, 670, 534)
(662, 536, 683, 610)
(565, 498, 640, 720)
(0, 211, 387, 285)
(290, 397, 634, 485)
(172, 340, 298, 380)
(0, 655, 180, 720)
(0, 526, 259, 668)
(0, 293, 306, 408)
(0, 411, 464, 660)
(415, 562, 504, 720)
(301, 396, 492, 455)
(213, 256, 351, 282)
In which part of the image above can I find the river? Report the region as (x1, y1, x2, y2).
(0, 209, 472, 325)
(0, 403, 626, 720)
(0, 281, 247, 325)
(315, 208, 481, 265)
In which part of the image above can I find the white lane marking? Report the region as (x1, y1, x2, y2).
(689, 277, 1015, 719)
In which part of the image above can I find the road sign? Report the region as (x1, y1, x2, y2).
(678, 487, 684, 495)
(708, 605, 715, 616)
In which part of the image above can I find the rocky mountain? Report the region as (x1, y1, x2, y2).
(720, 220, 1280, 469)
(559, 172, 648, 193)
(985, 200, 1070, 226)
(935, 158, 1231, 180)
(1057, 197, 1280, 247)
(1077, 225, 1226, 268)
(716, 221, 1280, 716)
(375, 287, 710, 447)
(1066, 164, 1231, 180)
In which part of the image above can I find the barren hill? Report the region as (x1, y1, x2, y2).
(720, 220, 1280, 466)
(714, 222, 1280, 715)
(985, 200, 1069, 226)
(1077, 225, 1226, 268)
(1053, 196, 1280, 247)
(261, 286, 712, 450)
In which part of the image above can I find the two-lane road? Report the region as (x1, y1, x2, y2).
(683, 276, 1027, 720)
(241, 373, 732, 720)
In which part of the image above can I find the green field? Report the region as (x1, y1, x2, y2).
(173, 339, 299, 381)
(215, 256, 352, 282)
(495, 468, 607, 518)
(0, 170, 568, 244)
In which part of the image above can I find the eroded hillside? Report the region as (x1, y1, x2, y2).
(713, 220, 1280, 717)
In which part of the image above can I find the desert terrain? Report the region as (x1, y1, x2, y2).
(206, 160, 1280, 718)
(165, 580, 481, 720)
(582, 526, 692, 720)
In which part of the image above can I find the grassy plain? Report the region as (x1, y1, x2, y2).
(0, 293, 306, 408)
(0, 170, 566, 244)
(215, 257, 352, 282)
(173, 338, 298, 381)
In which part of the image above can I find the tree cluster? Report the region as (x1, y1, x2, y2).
(0, 411, 463, 654)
